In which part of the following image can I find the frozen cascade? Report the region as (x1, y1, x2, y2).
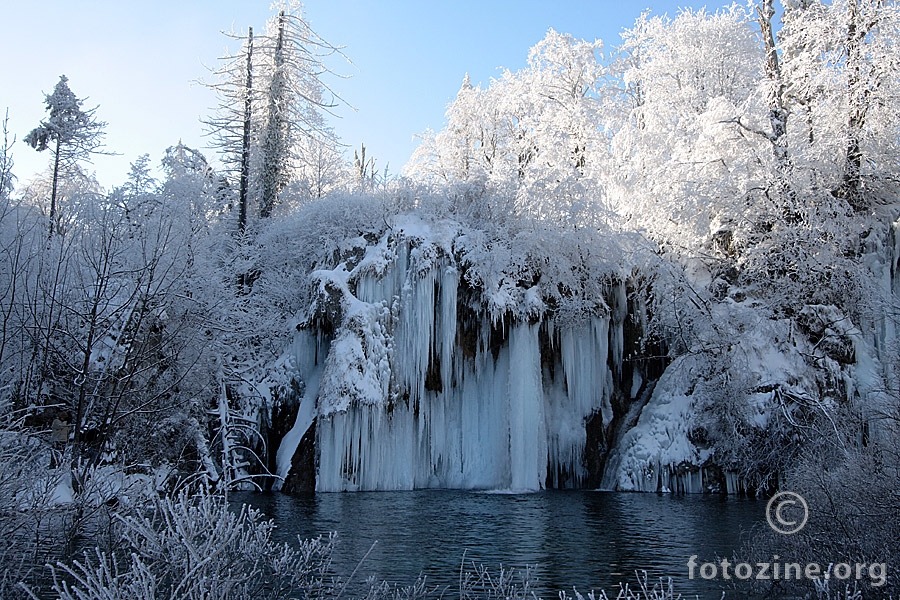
(396, 265, 435, 404)
(283, 221, 627, 492)
(439, 266, 458, 390)
(547, 316, 612, 487)
(316, 345, 513, 491)
(281, 222, 840, 495)
(609, 282, 627, 377)
(724, 472, 745, 495)
(274, 330, 329, 489)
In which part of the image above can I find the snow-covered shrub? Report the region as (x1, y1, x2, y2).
(739, 430, 900, 599)
(354, 564, 686, 600)
(559, 572, 686, 600)
(41, 487, 335, 600)
(358, 568, 687, 600)
(0, 404, 72, 599)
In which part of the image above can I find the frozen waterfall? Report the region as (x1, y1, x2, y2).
(279, 219, 623, 492)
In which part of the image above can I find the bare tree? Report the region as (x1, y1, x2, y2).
(205, 1, 346, 228)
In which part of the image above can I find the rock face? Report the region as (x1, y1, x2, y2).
(281, 421, 316, 494)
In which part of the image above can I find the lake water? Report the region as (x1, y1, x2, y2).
(233, 490, 765, 598)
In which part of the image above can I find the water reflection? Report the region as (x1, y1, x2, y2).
(232, 490, 763, 598)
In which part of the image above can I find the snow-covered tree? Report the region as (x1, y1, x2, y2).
(777, 0, 900, 210)
(0, 111, 13, 203)
(291, 125, 347, 200)
(406, 29, 605, 223)
(206, 2, 345, 228)
(607, 6, 765, 251)
(24, 75, 108, 236)
(205, 26, 256, 232)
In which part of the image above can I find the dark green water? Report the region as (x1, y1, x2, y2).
(232, 490, 764, 598)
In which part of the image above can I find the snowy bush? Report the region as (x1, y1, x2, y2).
(356, 567, 693, 600)
(0, 407, 62, 598)
(739, 437, 900, 599)
(37, 487, 336, 600)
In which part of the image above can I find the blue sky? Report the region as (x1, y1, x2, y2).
(1, 1, 748, 190)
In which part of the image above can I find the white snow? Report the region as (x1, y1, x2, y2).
(604, 302, 818, 493)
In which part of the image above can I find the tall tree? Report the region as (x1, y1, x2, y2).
(831, 0, 895, 210)
(205, 28, 255, 233)
(0, 110, 14, 202)
(610, 6, 763, 248)
(24, 75, 107, 236)
(758, 0, 789, 172)
(240, 28, 255, 231)
(777, 0, 900, 211)
(206, 2, 344, 228)
(259, 12, 288, 218)
(256, 1, 343, 217)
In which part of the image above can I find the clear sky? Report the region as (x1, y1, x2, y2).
(1, 0, 746, 191)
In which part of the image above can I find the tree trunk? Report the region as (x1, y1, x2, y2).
(759, 0, 787, 163)
(758, 0, 796, 220)
(238, 27, 254, 233)
(49, 135, 61, 237)
(834, 0, 874, 212)
(260, 12, 287, 219)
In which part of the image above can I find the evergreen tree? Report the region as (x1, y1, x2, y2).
(24, 75, 107, 236)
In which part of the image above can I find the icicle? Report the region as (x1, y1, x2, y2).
(439, 265, 458, 389)
(547, 316, 611, 486)
(725, 471, 744, 495)
(609, 281, 627, 376)
(316, 348, 512, 491)
(507, 322, 547, 491)
(395, 256, 436, 404)
(307, 228, 626, 492)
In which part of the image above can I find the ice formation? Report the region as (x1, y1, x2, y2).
(276, 216, 624, 492)
(271, 215, 900, 494)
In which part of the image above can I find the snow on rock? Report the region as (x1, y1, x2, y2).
(51, 471, 74, 505)
(271, 207, 898, 495)
(317, 304, 392, 415)
(605, 301, 816, 493)
(274, 208, 900, 495)
(606, 353, 706, 493)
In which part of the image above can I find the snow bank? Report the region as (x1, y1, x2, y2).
(605, 301, 818, 493)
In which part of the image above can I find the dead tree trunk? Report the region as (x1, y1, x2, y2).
(238, 27, 254, 233)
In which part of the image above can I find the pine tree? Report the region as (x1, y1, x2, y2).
(25, 75, 107, 236)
